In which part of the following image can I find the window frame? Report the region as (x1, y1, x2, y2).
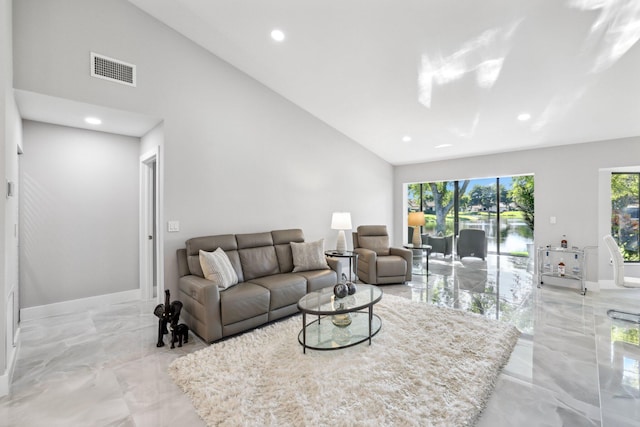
(611, 172, 640, 263)
(406, 176, 533, 257)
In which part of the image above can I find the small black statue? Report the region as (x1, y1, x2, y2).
(154, 290, 184, 348)
(171, 323, 189, 348)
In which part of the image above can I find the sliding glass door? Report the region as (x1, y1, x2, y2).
(499, 176, 534, 256)
(459, 178, 498, 252)
(407, 175, 534, 256)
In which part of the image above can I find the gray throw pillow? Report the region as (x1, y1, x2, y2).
(291, 239, 330, 272)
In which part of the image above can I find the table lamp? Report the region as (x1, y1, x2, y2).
(331, 212, 352, 253)
(408, 212, 425, 247)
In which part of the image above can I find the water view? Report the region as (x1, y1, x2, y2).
(421, 216, 533, 255)
(409, 175, 534, 256)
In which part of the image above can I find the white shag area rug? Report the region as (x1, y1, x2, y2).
(169, 294, 520, 427)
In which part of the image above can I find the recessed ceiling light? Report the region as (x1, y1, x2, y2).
(84, 117, 102, 125)
(402, 135, 412, 142)
(271, 29, 285, 42)
(517, 113, 531, 121)
(435, 144, 453, 149)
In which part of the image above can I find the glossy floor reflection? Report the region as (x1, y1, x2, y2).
(1, 254, 639, 426)
(0, 301, 209, 426)
(384, 253, 640, 427)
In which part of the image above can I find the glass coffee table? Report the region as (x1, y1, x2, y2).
(297, 284, 382, 353)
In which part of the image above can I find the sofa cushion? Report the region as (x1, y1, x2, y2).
(274, 245, 295, 273)
(199, 248, 239, 289)
(236, 232, 274, 249)
(272, 229, 304, 273)
(235, 232, 280, 280)
(220, 282, 270, 326)
(186, 234, 237, 277)
(295, 269, 338, 292)
(249, 273, 307, 310)
(291, 239, 329, 272)
(239, 246, 280, 280)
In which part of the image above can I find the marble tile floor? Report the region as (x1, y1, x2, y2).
(1, 254, 639, 426)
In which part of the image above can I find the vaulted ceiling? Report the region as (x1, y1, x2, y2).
(129, 0, 640, 165)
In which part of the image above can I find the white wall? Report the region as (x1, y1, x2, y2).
(0, 0, 21, 395)
(394, 137, 640, 282)
(141, 121, 163, 157)
(20, 121, 140, 307)
(12, 0, 393, 299)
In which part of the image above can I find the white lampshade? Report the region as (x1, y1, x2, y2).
(331, 212, 352, 230)
(331, 212, 352, 253)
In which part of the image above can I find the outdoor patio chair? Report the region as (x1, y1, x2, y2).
(456, 229, 487, 260)
(422, 233, 453, 257)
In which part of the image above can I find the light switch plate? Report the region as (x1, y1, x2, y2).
(167, 221, 180, 232)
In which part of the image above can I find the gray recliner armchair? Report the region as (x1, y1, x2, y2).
(353, 225, 412, 284)
(457, 229, 487, 260)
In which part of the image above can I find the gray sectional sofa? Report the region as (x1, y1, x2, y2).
(176, 229, 341, 343)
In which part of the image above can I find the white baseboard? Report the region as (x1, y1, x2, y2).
(0, 329, 20, 397)
(596, 279, 640, 291)
(596, 280, 616, 291)
(585, 280, 599, 292)
(534, 276, 599, 293)
(20, 289, 141, 321)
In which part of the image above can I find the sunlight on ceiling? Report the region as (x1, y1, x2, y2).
(418, 21, 521, 109)
(125, 0, 640, 165)
(570, 0, 640, 72)
(528, 0, 640, 134)
(531, 88, 587, 132)
(450, 113, 480, 139)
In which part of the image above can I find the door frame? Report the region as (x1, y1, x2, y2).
(140, 146, 163, 302)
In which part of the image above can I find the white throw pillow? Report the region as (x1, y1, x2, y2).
(199, 248, 239, 289)
(291, 239, 330, 272)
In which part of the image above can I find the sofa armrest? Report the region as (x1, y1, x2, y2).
(325, 256, 343, 280)
(178, 275, 223, 342)
(354, 248, 377, 283)
(390, 246, 413, 281)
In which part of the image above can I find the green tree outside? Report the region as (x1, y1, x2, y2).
(509, 176, 534, 231)
(611, 173, 639, 261)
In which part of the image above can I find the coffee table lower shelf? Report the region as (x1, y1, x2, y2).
(298, 312, 381, 352)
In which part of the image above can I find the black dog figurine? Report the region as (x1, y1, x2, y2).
(171, 323, 189, 348)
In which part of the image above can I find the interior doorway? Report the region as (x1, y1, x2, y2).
(140, 147, 162, 301)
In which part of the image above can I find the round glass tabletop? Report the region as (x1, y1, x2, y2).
(297, 283, 382, 315)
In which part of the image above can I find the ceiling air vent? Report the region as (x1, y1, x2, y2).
(90, 52, 136, 87)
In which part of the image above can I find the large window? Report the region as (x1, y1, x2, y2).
(611, 173, 640, 262)
(407, 175, 534, 256)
